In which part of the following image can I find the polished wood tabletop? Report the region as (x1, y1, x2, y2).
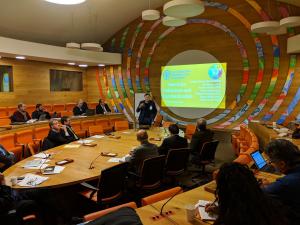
(3, 128, 163, 189)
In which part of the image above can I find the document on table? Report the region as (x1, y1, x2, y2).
(18, 173, 49, 187)
(23, 159, 50, 169)
(33, 153, 51, 159)
(42, 166, 65, 175)
(77, 139, 94, 144)
(196, 200, 218, 221)
(64, 144, 81, 148)
(90, 135, 105, 139)
(108, 154, 130, 163)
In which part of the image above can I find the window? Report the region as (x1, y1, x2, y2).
(0, 65, 13, 92)
(50, 69, 83, 91)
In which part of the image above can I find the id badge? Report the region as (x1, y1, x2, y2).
(149, 105, 153, 110)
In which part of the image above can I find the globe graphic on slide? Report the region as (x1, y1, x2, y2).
(208, 64, 223, 80)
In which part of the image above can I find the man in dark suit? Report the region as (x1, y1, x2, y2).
(136, 94, 157, 126)
(73, 99, 87, 116)
(190, 118, 214, 154)
(10, 103, 31, 123)
(158, 124, 188, 155)
(128, 130, 158, 173)
(31, 104, 51, 120)
(60, 116, 79, 142)
(96, 99, 111, 114)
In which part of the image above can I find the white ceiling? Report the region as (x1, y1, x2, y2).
(0, 0, 163, 46)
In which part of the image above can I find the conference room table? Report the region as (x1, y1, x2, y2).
(3, 127, 163, 189)
(136, 171, 281, 225)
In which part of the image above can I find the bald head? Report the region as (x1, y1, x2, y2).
(197, 118, 207, 130)
(136, 130, 148, 143)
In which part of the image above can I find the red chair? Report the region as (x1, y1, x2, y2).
(95, 119, 113, 132)
(7, 107, 16, 116)
(88, 102, 98, 109)
(185, 124, 196, 140)
(71, 121, 86, 138)
(114, 120, 129, 131)
(0, 134, 23, 161)
(0, 118, 11, 126)
(81, 120, 95, 137)
(43, 104, 52, 113)
(89, 125, 104, 136)
(162, 121, 174, 128)
(60, 111, 73, 117)
(26, 105, 36, 115)
(52, 104, 65, 112)
(16, 130, 38, 157)
(65, 103, 76, 112)
(0, 107, 7, 117)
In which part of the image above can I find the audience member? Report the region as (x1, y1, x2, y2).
(292, 121, 300, 139)
(10, 103, 31, 123)
(205, 162, 288, 225)
(42, 119, 71, 150)
(158, 124, 188, 155)
(127, 130, 158, 173)
(263, 139, 300, 225)
(61, 116, 79, 142)
(190, 118, 214, 154)
(0, 144, 15, 172)
(96, 99, 111, 114)
(31, 104, 51, 120)
(136, 93, 157, 125)
(73, 99, 87, 116)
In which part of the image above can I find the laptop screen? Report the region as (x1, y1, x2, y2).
(250, 151, 267, 169)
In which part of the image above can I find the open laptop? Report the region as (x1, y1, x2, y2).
(250, 150, 278, 174)
(85, 109, 95, 116)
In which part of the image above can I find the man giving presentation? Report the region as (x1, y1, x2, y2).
(137, 93, 157, 125)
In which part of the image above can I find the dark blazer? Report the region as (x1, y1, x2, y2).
(60, 126, 79, 142)
(10, 111, 31, 123)
(158, 135, 188, 155)
(129, 141, 158, 173)
(0, 145, 15, 172)
(73, 106, 86, 116)
(96, 103, 111, 114)
(190, 128, 214, 153)
(45, 129, 70, 148)
(136, 100, 157, 125)
(31, 110, 51, 120)
(292, 129, 300, 139)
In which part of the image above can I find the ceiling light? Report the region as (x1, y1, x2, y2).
(163, 0, 205, 18)
(81, 43, 102, 52)
(251, 21, 280, 33)
(267, 26, 287, 35)
(280, 16, 300, 28)
(78, 64, 88, 68)
(142, 9, 160, 21)
(44, 0, 86, 5)
(68, 62, 76, 65)
(66, 42, 81, 49)
(163, 16, 187, 27)
(98, 64, 105, 67)
(16, 56, 26, 60)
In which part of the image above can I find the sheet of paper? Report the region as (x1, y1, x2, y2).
(18, 173, 49, 187)
(196, 200, 218, 221)
(33, 153, 51, 159)
(42, 166, 65, 175)
(23, 159, 50, 168)
(24, 164, 49, 170)
(77, 139, 94, 144)
(64, 144, 81, 148)
(90, 135, 105, 139)
(122, 131, 131, 134)
(108, 158, 122, 163)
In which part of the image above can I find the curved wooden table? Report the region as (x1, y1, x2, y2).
(3, 128, 163, 189)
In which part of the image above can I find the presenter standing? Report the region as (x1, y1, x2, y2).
(136, 93, 157, 126)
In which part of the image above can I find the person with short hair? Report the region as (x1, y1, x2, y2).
(10, 103, 31, 123)
(127, 130, 158, 173)
(158, 124, 188, 155)
(73, 99, 87, 116)
(60, 116, 79, 142)
(96, 99, 111, 114)
(263, 139, 300, 225)
(31, 104, 51, 120)
(136, 94, 157, 125)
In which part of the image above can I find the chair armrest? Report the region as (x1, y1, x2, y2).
(128, 171, 141, 178)
(15, 143, 25, 146)
(80, 182, 99, 191)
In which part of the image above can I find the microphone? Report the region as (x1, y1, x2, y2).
(160, 188, 183, 215)
(89, 152, 103, 169)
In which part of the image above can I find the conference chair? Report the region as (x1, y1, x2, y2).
(162, 121, 174, 128)
(7, 107, 16, 116)
(60, 111, 73, 117)
(153, 114, 163, 127)
(0, 107, 7, 117)
(114, 120, 129, 131)
(88, 102, 98, 109)
(165, 148, 190, 178)
(26, 105, 36, 115)
(15, 130, 37, 158)
(52, 104, 65, 112)
(71, 121, 86, 138)
(0, 133, 23, 161)
(185, 124, 196, 140)
(88, 125, 104, 136)
(81, 120, 96, 137)
(95, 119, 113, 132)
(141, 186, 183, 206)
(65, 103, 76, 112)
(0, 118, 11, 126)
(83, 202, 137, 222)
(34, 127, 50, 149)
(81, 162, 129, 207)
(43, 104, 52, 113)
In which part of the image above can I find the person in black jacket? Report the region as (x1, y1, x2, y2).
(0, 145, 15, 172)
(60, 116, 79, 142)
(10, 103, 31, 123)
(96, 99, 111, 114)
(136, 93, 157, 125)
(73, 99, 87, 116)
(158, 124, 188, 155)
(31, 104, 51, 120)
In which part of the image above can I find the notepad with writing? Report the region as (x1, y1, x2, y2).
(196, 200, 218, 221)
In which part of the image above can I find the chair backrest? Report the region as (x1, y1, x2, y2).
(153, 114, 163, 127)
(88, 102, 98, 109)
(71, 121, 81, 132)
(0, 133, 16, 150)
(65, 103, 76, 112)
(165, 148, 190, 176)
(60, 111, 73, 117)
(185, 124, 196, 139)
(81, 120, 96, 132)
(0, 118, 11, 126)
(0, 107, 8, 117)
(52, 104, 65, 112)
(140, 155, 166, 189)
(34, 127, 50, 140)
(162, 121, 174, 128)
(141, 186, 183, 206)
(199, 140, 219, 162)
(83, 202, 137, 222)
(95, 119, 111, 129)
(26, 105, 36, 115)
(16, 130, 34, 145)
(97, 162, 129, 204)
(89, 125, 104, 136)
(43, 104, 52, 112)
(114, 120, 129, 131)
(7, 107, 16, 116)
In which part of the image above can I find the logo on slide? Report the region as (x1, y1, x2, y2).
(163, 70, 171, 80)
(208, 64, 223, 80)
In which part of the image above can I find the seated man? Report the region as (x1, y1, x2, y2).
(73, 99, 87, 116)
(42, 119, 71, 150)
(263, 139, 300, 225)
(31, 104, 51, 120)
(127, 130, 158, 174)
(10, 103, 31, 123)
(190, 118, 214, 154)
(96, 99, 111, 114)
(60, 116, 79, 142)
(292, 121, 300, 139)
(0, 145, 15, 172)
(158, 124, 188, 155)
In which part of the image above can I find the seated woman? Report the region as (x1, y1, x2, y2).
(205, 162, 288, 225)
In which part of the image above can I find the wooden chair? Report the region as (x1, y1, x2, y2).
(0, 118, 11, 126)
(26, 105, 36, 115)
(89, 125, 104, 136)
(88, 102, 98, 109)
(185, 124, 196, 140)
(71, 121, 86, 138)
(60, 111, 73, 117)
(65, 103, 76, 112)
(7, 107, 16, 116)
(0, 133, 23, 161)
(43, 104, 52, 113)
(95, 119, 113, 132)
(15, 130, 40, 157)
(52, 104, 65, 112)
(83, 202, 137, 222)
(81, 120, 96, 137)
(34, 127, 49, 141)
(0, 107, 8, 117)
(114, 120, 129, 131)
(153, 114, 163, 127)
(141, 187, 183, 206)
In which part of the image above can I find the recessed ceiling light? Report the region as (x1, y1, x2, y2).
(78, 64, 88, 68)
(44, 0, 86, 5)
(98, 64, 105, 67)
(68, 62, 76, 65)
(16, 56, 26, 60)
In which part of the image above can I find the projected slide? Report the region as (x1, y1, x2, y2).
(161, 63, 226, 109)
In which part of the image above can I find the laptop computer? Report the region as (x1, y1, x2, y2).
(85, 109, 95, 116)
(250, 150, 278, 174)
